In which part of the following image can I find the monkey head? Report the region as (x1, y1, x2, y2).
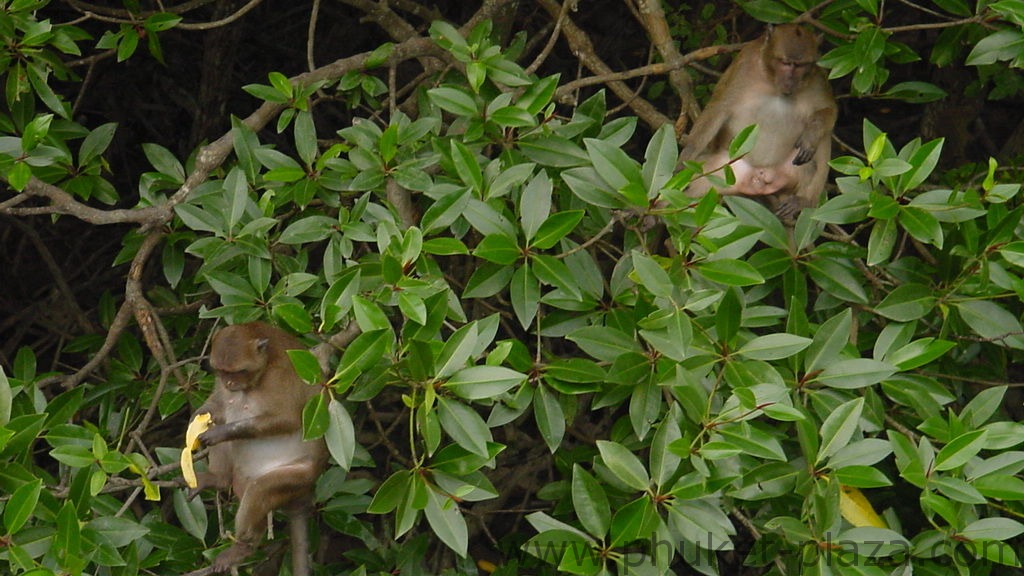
(208, 325, 270, 392)
(762, 24, 821, 96)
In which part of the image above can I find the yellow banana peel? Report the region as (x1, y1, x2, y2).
(839, 485, 886, 528)
(180, 413, 213, 489)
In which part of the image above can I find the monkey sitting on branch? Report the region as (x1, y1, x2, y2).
(680, 23, 837, 219)
(182, 321, 328, 576)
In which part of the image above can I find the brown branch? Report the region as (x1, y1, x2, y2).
(64, 0, 219, 20)
(535, 0, 672, 130)
(525, 0, 572, 75)
(2, 178, 166, 224)
(554, 43, 741, 99)
(631, 0, 700, 135)
(176, 0, 263, 31)
(36, 299, 134, 390)
(6, 218, 94, 334)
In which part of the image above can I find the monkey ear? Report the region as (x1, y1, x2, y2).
(765, 23, 775, 37)
(255, 338, 270, 353)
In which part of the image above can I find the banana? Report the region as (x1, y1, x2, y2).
(180, 413, 213, 489)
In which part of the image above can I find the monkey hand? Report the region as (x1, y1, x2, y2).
(792, 142, 816, 166)
(774, 196, 807, 221)
(212, 541, 255, 573)
(197, 424, 230, 447)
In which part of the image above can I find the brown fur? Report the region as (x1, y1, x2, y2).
(681, 24, 837, 219)
(192, 322, 328, 576)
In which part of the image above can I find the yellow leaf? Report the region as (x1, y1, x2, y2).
(840, 485, 886, 528)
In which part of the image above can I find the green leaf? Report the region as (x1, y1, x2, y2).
(325, 399, 356, 471)
(961, 519, 1024, 541)
(368, 469, 412, 514)
(301, 392, 330, 440)
(716, 288, 742, 345)
(435, 322, 479, 379)
(596, 440, 650, 491)
(609, 495, 659, 549)
(520, 135, 589, 168)
(79, 122, 117, 166)
(0, 367, 11, 426)
(696, 259, 764, 286)
(423, 237, 469, 255)
(279, 216, 337, 245)
(584, 138, 646, 206)
(510, 263, 540, 330)
(567, 326, 642, 363)
(424, 488, 468, 557)
(443, 366, 526, 400)
(806, 259, 868, 304)
(866, 217, 897, 266)
(898, 138, 944, 191)
(520, 171, 552, 243)
(352, 295, 390, 331)
(437, 397, 491, 458)
(962, 386, 1006, 428)
(935, 429, 988, 471)
(632, 251, 673, 300)
(833, 465, 892, 488)
(817, 397, 864, 466)
(933, 476, 986, 504)
(5, 478, 42, 534)
(531, 210, 584, 250)
(173, 489, 208, 540)
(888, 338, 955, 371)
(334, 329, 391, 391)
(725, 196, 788, 251)
(642, 124, 678, 196)
(274, 303, 312, 334)
(805, 309, 852, 374)
(875, 284, 936, 322)
(474, 234, 520, 265)
(966, 29, 1024, 65)
(428, 87, 478, 116)
(450, 140, 483, 193)
(287, 350, 322, 385)
(572, 465, 611, 538)
(737, 333, 812, 361)
(490, 106, 537, 128)
(534, 384, 565, 453)
(629, 378, 660, 441)
(50, 444, 95, 468)
(649, 415, 682, 487)
(900, 206, 943, 247)
(532, 254, 581, 299)
(142, 142, 184, 181)
(816, 359, 896, 389)
(956, 300, 1024, 350)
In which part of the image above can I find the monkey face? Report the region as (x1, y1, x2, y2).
(215, 368, 260, 391)
(764, 24, 820, 96)
(772, 58, 813, 95)
(209, 325, 271, 392)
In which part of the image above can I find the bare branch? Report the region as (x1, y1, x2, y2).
(534, 0, 672, 130)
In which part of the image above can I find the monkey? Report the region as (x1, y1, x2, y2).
(680, 23, 837, 219)
(187, 322, 328, 576)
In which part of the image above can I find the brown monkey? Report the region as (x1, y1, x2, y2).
(189, 322, 327, 576)
(680, 23, 837, 218)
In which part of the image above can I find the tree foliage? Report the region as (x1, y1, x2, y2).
(3, 1, 1024, 575)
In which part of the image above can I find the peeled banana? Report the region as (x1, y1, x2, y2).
(180, 413, 213, 489)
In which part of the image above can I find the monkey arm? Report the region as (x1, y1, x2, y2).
(793, 96, 837, 166)
(680, 97, 730, 163)
(198, 415, 300, 446)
